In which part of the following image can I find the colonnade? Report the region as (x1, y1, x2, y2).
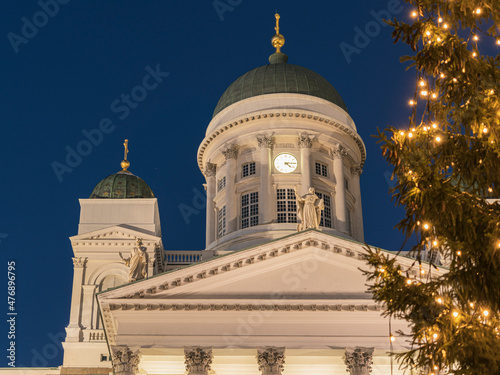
(111, 345, 374, 375)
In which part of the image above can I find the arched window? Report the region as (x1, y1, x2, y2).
(99, 275, 126, 292)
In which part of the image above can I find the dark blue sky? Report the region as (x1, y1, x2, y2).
(1, 0, 415, 367)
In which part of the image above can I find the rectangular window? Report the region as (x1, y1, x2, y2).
(316, 191, 333, 228)
(242, 192, 259, 229)
(217, 206, 226, 238)
(276, 188, 297, 223)
(217, 176, 226, 192)
(315, 162, 328, 177)
(242, 162, 256, 178)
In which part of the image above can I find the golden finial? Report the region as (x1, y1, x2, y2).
(271, 12, 285, 53)
(120, 139, 131, 173)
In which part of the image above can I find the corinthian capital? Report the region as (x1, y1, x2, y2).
(184, 347, 213, 375)
(222, 144, 239, 160)
(351, 165, 363, 176)
(257, 134, 275, 148)
(298, 133, 314, 148)
(204, 163, 217, 177)
(332, 144, 348, 158)
(344, 347, 374, 375)
(111, 346, 140, 375)
(72, 257, 87, 268)
(257, 347, 285, 375)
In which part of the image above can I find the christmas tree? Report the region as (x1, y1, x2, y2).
(362, 1, 500, 374)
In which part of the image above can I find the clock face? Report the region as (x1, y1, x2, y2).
(274, 153, 298, 173)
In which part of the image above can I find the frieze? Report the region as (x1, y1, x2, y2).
(198, 111, 366, 170)
(275, 143, 296, 149)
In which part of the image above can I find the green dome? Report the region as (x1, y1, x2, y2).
(213, 62, 348, 118)
(90, 172, 155, 199)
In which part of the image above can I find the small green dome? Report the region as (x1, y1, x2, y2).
(90, 172, 155, 199)
(213, 62, 348, 118)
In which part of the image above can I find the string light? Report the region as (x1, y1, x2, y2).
(409, 132, 414, 138)
(409, 99, 415, 105)
(472, 52, 477, 57)
(473, 35, 479, 41)
(440, 73, 445, 78)
(483, 310, 489, 317)
(488, 187, 493, 193)
(407, 279, 413, 285)
(443, 23, 449, 29)
(400, 131, 405, 136)
(457, 251, 461, 256)
(433, 240, 438, 246)
(433, 333, 438, 339)
(390, 335, 396, 342)
(419, 80, 426, 87)
(435, 136, 441, 142)
(423, 223, 430, 230)
(475, 8, 482, 15)
(453, 311, 459, 317)
(438, 17, 443, 23)
(497, 39, 500, 45)
(437, 297, 443, 304)
(483, 127, 488, 133)
(431, 93, 437, 99)
(411, 10, 418, 17)
(426, 30, 431, 36)
(432, 123, 437, 128)
(421, 90, 428, 96)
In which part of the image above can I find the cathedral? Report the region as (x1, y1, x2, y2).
(6, 14, 424, 375)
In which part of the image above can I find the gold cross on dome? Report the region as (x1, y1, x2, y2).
(123, 139, 129, 161)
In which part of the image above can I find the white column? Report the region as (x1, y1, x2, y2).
(222, 145, 238, 233)
(332, 144, 348, 233)
(111, 346, 140, 375)
(204, 163, 217, 246)
(344, 347, 374, 375)
(350, 166, 364, 242)
(257, 347, 285, 375)
(257, 134, 274, 224)
(81, 284, 96, 329)
(65, 257, 86, 342)
(184, 347, 213, 375)
(299, 133, 313, 195)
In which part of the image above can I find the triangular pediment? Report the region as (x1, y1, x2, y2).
(70, 224, 161, 243)
(98, 230, 417, 303)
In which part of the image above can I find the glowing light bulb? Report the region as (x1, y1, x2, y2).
(400, 131, 405, 136)
(437, 297, 443, 304)
(423, 223, 430, 229)
(440, 73, 445, 78)
(432, 123, 437, 128)
(438, 17, 443, 23)
(419, 80, 426, 87)
(484, 310, 489, 317)
(488, 187, 493, 193)
(497, 40, 500, 45)
(483, 127, 488, 133)
(453, 78, 458, 82)
(406, 279, 412, 285)
(472, 52, 477, 57)
(390, 335, 396, 342)
(435, 136, 441, 142)
(411, 11, 418, 17)
(453, 311, 459, 317)
(470, 302, 474, 308)
(476, 8, 482, 14)
(473, 35, 479, 41)
(433, 333, 438, 339)
(408, 132, 413, 138)
(409, 100, 415, 105)
(443, 23, 449, 29)
(431, 93, 437, 99)
(420, 269, 425, 275)
(457, 251, 461, 256)
(421, 90, 428, 96)
(433, 240, 438, 246)
(426, 30, 431, 36)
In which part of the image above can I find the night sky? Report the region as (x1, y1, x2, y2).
(1, 0, 416, 367)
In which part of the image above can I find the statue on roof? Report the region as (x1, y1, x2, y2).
(295, 187, 324, 231)
(119, 238, 148, 282)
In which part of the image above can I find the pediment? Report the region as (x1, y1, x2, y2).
(99, 230, 417, 304)
(70, 224, 161, 243)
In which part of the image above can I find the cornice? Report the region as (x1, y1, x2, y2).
(198, 110, 366, 171)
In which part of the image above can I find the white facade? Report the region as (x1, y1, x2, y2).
(0, 19, 425, 375)
(200, 94, 366, 252)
